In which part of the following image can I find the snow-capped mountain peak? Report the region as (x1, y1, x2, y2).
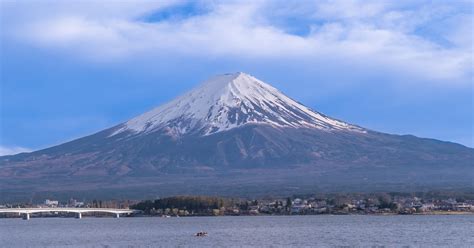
(111, 72, 365, 136)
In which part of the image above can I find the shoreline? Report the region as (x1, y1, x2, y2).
(1, 212, 473, 219)
(134, 211, 474, 217)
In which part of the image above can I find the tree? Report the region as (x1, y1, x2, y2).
(378, 193, 393, 209)
(286, 197, 292, 212)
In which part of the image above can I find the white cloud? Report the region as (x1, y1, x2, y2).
(0, 146, 31, 156)
(3, 0, 473, 85)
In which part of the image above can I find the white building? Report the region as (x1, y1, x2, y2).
(45, 199, 59, 207)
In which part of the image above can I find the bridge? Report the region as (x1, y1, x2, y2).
(0, 208, 137, 220)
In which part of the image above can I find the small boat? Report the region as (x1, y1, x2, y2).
(195, 231, 208, 237)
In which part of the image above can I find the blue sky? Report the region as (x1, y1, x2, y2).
(0, 0, 473, 155)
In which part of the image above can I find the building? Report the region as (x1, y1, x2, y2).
(44, 199, 59, 207)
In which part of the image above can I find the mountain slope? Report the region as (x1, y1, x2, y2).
(1, 72, 472, 202)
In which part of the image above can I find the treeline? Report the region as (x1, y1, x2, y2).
(293, 191, 474, 203)
(132, 196, 230, 213)
(131, 191, 474, 216)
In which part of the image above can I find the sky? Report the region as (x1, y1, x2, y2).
(0, 0, 473, 155)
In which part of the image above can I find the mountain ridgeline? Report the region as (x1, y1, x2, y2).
(1, 73, 472, 202)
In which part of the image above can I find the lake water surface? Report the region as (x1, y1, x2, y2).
(1, 215, 473, 247)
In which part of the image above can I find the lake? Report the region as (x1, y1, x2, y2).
(1, 215, 473, 247)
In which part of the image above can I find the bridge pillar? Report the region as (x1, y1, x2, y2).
(22, 213, 30, 220)
(115, 213, 120, 218)
(76, 213, 82, 219)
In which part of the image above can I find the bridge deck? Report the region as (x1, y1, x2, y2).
(0, 208, 135, 214)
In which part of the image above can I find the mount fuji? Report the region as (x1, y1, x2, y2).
(1, 73, 473, 201)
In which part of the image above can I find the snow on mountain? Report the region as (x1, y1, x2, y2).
(111, 72, 365, 136)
